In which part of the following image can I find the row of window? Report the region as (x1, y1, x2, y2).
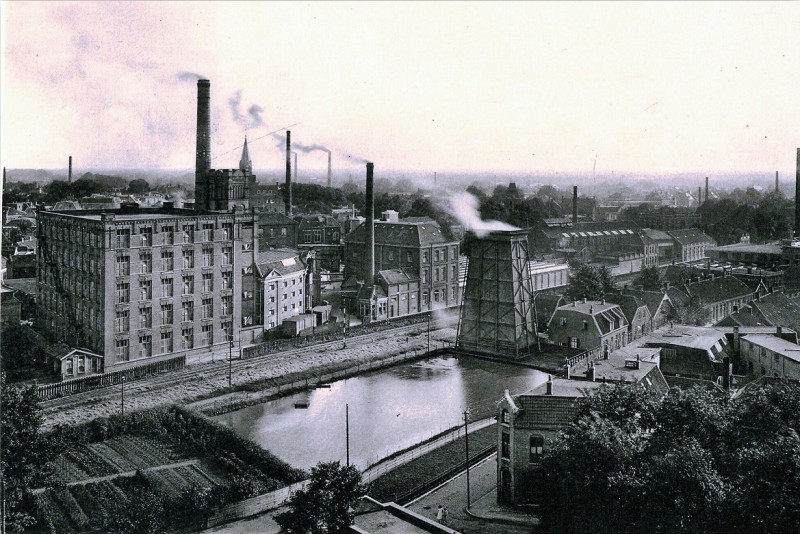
(500, 431, 544, 463)
(116, 272, 232, 302)
(114, 297, 232, 332)
(115, 246, 232, 275)
(114, 222, 233, 248)
(114, 322, 230, 360)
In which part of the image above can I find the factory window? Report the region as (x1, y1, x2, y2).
(139, 306, 152, 328)
(160, 331, 173, 354)
(116, 310, 129, 333)
(223, 322, 233, 342)
(422, 293, 429, 305)
(116, 229, 130, 248)
(434, 268, 440, 282)
(435, 250, 440, 262)
(222, 223, 233, 240)
(423, 251, 429, 263)
(200, 324, 213, 346)
(181, 328, 193, 350)
(182, 225, 194, 243)
(116, 339, 130, 361)
(162, 278, 173, 297)
(452, 265, 458, 279)
(530, 435, 544, 462)
(139, 335, 152, 358)
(161, 303, 173, 325)
(182, 301, 194, 322)
(140, 227, 153, 246)
(222, 272, 232, 290)
(140, 252, 152, 274)
(202, 273, 214, 292)
(116, 255, 130, 276)
(140, 280, 153, 300)
(182, 249, 194, 269)
(161, 226, 174, 245)
(221, 247, 232, 265)
(161, 250, 174, 271)
(202, 246, 214, 267)
(222, 295, 233, 315)
(182, 275, 194, 295)
(202, 298, 213, 319)
(116, 282, 130, 303)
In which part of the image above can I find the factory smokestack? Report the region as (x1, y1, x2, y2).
(572, 186, 578, 224)
(327, 151, 332, 188)
(293, 152, 298, 183)
(705, 176, 709, 204)
(698, 187, 702, 206)
(195, 80, 211, 178)
(285, 130, 292, 216)
(68, 156, 72, 183)
(776, 171, 779, 193)
(365, 162, 375, 284)
(795, 148, 800, 236)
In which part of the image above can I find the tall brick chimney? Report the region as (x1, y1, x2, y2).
(572, 186, 578, 224)
(327, 151, 332, 188)
(796, 148, 800, 236)
(705, 176, 709, 203)
(195, 80, 211, 178)
(365, 162, 375, 284)
(68, 156, 72, 183)
(776, 171, 779, 193)
(285, 130, 292, 216)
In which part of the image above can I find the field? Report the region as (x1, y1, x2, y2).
(31, 405, 306, 533)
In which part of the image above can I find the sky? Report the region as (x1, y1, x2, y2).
(1, 2, 799, 178)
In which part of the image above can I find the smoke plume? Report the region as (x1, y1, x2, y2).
(229, 90, 265, 129)
(176, 71, 205, 81)
(449, 192, 519, 238)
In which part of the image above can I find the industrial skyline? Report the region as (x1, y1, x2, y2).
(1, 2, 798, 176)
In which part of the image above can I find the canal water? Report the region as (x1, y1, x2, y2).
(214, 356, 548, 471)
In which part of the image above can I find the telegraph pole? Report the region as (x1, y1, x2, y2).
(427, 312, 431, 352)
(121, 376, 125, 415)
(346, 404, 350, 467)
(228, 335, 233, 389)
(464, 409, 471, 510)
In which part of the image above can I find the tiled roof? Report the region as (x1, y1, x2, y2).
(2, 277, 38, 295)
(256, 248, 306, 276)
(604, 293, 648, 324)
(377, 269, 419, 285)
(345, 220, 456, 247)
(638, 325, 727, 352)
(641, 228, 673, 242)
(258, 211, 296, 225)
(667, 228, 715, 245)
(297, 214, 338, 227)
(749, 293, 800, 332)
(685, 276, 752, 303)
(623, 289, 669, 317)
(741, 334, 800, 363)
(513, 380, 603, 428)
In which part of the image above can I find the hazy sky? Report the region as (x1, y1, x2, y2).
(1, 2, 798, 177)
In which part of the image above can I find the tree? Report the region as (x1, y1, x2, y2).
(1, 323, 46, 371)
(633, 265, 662, 291)
(565, 262, 615, 301)
(275, 461, 366, 534)
(126, 178, 151, 195)
(1, 376, 48, 532)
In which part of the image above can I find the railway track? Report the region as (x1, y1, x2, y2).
(39, 319, 456, 424)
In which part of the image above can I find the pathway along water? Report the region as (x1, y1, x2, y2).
(213, 356, 548, 471)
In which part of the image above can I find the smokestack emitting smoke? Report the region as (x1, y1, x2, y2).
(68, 156, 72, 183)
(705, 176, 709, 203)
(449, 192, 519, 238)
(365, 162, 375, 284)
(196, 80, 211, 178)
(572, 186, 578, 224)
(795, 148, 800, 236)
(285, 130, 292, 216)
(327, 151, 332, 188)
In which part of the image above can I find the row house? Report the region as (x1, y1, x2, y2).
(547, 299, 629, 354)
(738, 334, 800, 380)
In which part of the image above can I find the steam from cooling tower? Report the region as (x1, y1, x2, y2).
(449, 192, 519, 238)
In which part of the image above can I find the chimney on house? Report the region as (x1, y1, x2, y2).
(722, 356, 731, 390)
(587, 364, 595, 382)
(68, 156, 72, 183)
(733, 326, 740, 355)
(365, 162, 375, 284)
(572, 186, 578, 224)
(777, 326, 783, 336)
(285, 131, 292, 216)
(546, 375, 553, 395)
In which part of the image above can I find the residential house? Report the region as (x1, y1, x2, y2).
(667, 228, 716, 263)
(257, 248, 312, 332)
(738, 334, 800, 380)
(604, 292, 652, 342)
(547, 299, 629, 354)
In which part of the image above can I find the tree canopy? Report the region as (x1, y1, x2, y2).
(565, 262, 615, 300)
(537, 381, 800, 534)
(275, 461, 366, 534)
(632, 265, 662, 291)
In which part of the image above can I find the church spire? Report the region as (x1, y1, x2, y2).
(239, 136, 252, 173)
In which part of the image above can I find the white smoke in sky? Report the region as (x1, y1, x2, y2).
(449, 191, 519, 238)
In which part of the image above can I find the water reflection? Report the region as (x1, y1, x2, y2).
(215, 356, 547, 470)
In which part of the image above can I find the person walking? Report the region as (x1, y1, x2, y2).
(442, 507, 449, 525)
(436, 504, 443, 522)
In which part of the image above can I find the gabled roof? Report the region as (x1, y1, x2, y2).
(640, 228, 673, 242)
(256, 248, 306, 277)
(376, 269, 419, 285)
(551, 300, 628, 334)
(345, 220, 456, 247)
(604, 293, 649, 324)
(357, 283, 387, 301)
(685, 276, 752, 303)
(623, 289, 670, 317)
(740, 334, 800, 363)
(297, 214, 338, 228)
(258, 211, 296, 225)
(667, 228, 716, 245)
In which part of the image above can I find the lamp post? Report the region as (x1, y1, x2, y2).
(342, 308, 348, 349)
(532, 291, 541, 352)
(121, 375, 125, 416)
(427, 312, 431, 353)
(228, 334, 233, 389)
(346, 403, 350, 467)
(464, 409, 471, 510)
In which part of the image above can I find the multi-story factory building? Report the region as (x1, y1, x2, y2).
(37, 204, 258, 371)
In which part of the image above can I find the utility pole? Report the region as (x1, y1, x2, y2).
(464, 409, 471, 510)
(342, 308, 348, 349)
(346, 404, 350, 467)
(121, 375, 125, 415)
(427, 312, 431, 353)
(228, 334, 233, 389)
